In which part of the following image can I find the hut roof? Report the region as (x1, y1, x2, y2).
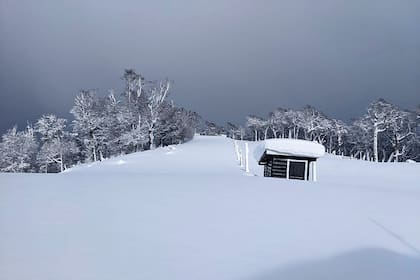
(255, 139, 326, 159)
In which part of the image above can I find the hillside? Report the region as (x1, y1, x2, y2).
(0, 136, 419, 280)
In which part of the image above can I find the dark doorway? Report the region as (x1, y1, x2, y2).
(289, 161, 306, 180)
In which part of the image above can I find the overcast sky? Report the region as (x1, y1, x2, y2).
(0, 0, 419, 133)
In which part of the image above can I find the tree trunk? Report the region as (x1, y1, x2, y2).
(93, 146, 97, 162)
(329, 136, 333, 153)
(60, 152, 64, 172)
(393, 136, 400, 162)
(264, 127, 269, 140)
(338, 134, 343, 155)
(271, 127, 277, 138)
(373, 125, 379, 162)
(387, 152, 394, 162)
(149, 128, 156, 150)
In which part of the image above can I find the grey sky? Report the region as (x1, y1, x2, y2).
(1, 0, 419, 133)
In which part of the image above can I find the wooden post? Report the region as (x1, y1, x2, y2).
(286, 159, 290, 179)
(245, 143, 250, 173)
(304, 160, 308, 181)
(234, 140, 240, 162)
(312, 161, 317, 182)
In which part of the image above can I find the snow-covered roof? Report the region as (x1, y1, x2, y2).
(255, 139, 325, 159)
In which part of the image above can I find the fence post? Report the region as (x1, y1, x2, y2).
(234, 140, 240, 162)
(245, 143, 250, 173)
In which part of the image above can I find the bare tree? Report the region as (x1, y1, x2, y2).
(70, 90, 104, 162)
(366, 99, 397, 162)
(145, 79, 171, 149)
(386, 110, 415, 162)
(246, 115, 266, 141)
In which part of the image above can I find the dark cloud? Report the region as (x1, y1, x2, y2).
(1, 0, 419, 132)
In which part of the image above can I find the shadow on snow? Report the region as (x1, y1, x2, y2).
(244, 248, 420, 280)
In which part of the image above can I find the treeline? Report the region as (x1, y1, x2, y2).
(225, 99, 420, 162)
(1, 74, 419, 173)
(0, 70, 200, 173)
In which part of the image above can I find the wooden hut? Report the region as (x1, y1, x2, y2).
(256, 139, 325, 181)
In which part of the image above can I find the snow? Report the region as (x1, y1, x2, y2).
(254, 138, 326, 160)
(1, 136, 419, 280)
(115, 159, 126, 165)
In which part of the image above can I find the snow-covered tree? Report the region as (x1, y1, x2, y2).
(171, 108, 199, 143)
(37, 137, 79, 173)
(202, 121, 225, 136)
(329, 119, 348, 155)
(35, 114, 78, 172)
(366, 99, 398, 162)
(1, 69, 207, 173)
(268, 108, 289, 138)
(0, 126, 38, 172)
(35, 114, 67, 142)
(385, 110, 416, 162)
(101, 91, 134, 156)
(119, 124, 149, 153)
(144, 79, 171, 149)
(298, 106, 331, 142)
(227, 122, 242, 139)
(122, 69, 145, 105)
(70, 90, 104, 162)
(246, 115, 266, 141)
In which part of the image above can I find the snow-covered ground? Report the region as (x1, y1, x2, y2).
(1, 135, 419, 280)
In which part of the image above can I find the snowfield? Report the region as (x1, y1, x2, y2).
(0, 136, 419, 280)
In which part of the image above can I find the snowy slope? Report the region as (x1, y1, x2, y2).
(0, 136, 419, 280)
